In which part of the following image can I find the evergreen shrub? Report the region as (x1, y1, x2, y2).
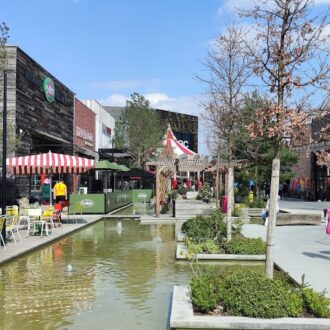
(218, 270, 303, 318)
(190, 275, 221, 313)
(224, 237, 266, 255)
(303, 288, 330, 318)
(181, 212, 226, 244)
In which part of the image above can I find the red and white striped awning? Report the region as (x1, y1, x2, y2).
(163, 124, 197, 157)
(6, 151, 95, 175)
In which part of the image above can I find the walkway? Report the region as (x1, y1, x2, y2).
(242, 198, 330, 298)
(0, 214, 102, 265)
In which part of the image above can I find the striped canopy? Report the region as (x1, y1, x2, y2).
(6, 151, 95, 175)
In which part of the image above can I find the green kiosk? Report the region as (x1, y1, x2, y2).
(69, 161, 153, 214)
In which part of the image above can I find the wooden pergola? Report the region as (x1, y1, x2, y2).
(147, 157, 209, 217)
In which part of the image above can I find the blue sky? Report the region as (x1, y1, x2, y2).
(1, 0, 329, 154)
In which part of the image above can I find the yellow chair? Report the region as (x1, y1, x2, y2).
(41, 207, 54, 234)
(0, 216, 7, 249)
(5, 206, 21, 244)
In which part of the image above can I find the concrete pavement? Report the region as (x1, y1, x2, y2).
(242, 217, 330, 298)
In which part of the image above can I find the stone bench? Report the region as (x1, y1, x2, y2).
(276, 212, 322, 225)
(241, 208, 263, 221)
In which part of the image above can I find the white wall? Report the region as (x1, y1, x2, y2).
(81, 100, 116, 151)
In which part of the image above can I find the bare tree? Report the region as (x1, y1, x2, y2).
(200, 25, 250, 241)
(240, 0, 330, 277)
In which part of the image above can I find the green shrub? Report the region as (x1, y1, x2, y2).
(303, 288, 330, 318)
(218, 270, 303, 318)
(190, 275, 221, 313)
(203, 239, 220, 254)
(160, 203, 170, 214)
(181, 212, 226, 244)
(185, 238, 220, 255)
(224, 237, 266, 255)
(232, 204, 242, 217)
(242, 196, 266, 208)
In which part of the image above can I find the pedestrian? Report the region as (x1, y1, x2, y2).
(326, 208, 330, 235)
(262, 198, 270, 226)
(263, 195, 280, 226)
(53, 179, 67, 203)
(41, 178, 51, 205)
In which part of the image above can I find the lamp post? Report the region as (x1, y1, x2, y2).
(1, 69, 7, 242)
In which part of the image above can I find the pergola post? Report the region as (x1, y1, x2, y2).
(155, 165, 161, 217)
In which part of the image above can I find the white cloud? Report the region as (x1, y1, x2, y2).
(91, 79, 160, 90)
(218, 0, 257, 15)
(99, 94, 127, 106)
(315, 0, 330, 4)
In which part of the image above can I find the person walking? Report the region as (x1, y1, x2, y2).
(41, 178, 51, 204)
(53, 179, 67, 203)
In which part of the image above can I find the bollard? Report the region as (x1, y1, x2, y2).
(172, 199, 176, 218)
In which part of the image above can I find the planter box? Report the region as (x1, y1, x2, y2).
(176, 243, 266, 261)
(170, 286, 330, 330)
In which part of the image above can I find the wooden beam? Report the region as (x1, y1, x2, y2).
(155, 165, 161, 217)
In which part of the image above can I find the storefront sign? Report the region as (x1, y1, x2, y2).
(76, 126, 94, 142)
(80, 199, 94, 208)
(102, 124, 112, 136)
(24, 70, 72, 106)
(43, 77, 55, 102)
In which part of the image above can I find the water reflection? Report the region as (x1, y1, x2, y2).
(0, 220, 263, 330)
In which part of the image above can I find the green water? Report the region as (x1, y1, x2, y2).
(115, 203, 150, 215)
(0, 221, 262, 330)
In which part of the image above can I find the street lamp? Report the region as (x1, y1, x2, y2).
(1, 69, 7, 242)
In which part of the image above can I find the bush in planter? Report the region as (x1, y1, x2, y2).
(168, 190, 178, 200)
(177, 187, 188, 196)
(218, 270, 303, 318)
(190, 275, 221, 313)
(242, 196, 266, 208)
(181, 212, 226, 244)
(303, 288, 330, 318)
(224, 237, 266, 255)
(186, 238, 220, 255)
(160, 203, 170, 214)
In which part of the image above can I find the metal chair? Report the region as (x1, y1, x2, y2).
(5, 206, 21, 244)
(0, 216, 7, 249)
(27, 208, 46, 237)
(53, 203, 63, 227)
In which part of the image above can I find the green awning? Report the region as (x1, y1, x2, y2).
(95, 160, 121, 170)
(117, 164, 130, 172)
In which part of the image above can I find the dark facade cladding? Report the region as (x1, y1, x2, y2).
(155, 108, 198, 153)
(0, 46, 75, 197)
(104, 106, 199, 153)
(13, 47, 74, 155)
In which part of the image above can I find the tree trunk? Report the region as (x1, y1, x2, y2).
(226, 166, 234, 242)
(265, 158, 280, 278)
(215, 152, 220, 208)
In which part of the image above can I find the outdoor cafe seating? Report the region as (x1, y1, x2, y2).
(5, 205, 22, 244)
(27, 208, 54, 237)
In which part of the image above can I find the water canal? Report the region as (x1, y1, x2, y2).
(0, 220, 262, 330)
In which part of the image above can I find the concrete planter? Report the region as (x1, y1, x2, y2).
(170, 286, 330, 330)
(176, 243, 266, 261)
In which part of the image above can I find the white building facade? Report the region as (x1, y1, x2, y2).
(81, 100, 116, 153)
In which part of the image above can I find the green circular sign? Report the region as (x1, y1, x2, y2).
(43, 77, 55, 102)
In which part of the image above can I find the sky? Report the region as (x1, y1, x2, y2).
(1, 0, 330, 155)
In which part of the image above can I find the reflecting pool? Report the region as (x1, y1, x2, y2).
(114, 203, 151, 215)
(0, 220, 263, 330)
